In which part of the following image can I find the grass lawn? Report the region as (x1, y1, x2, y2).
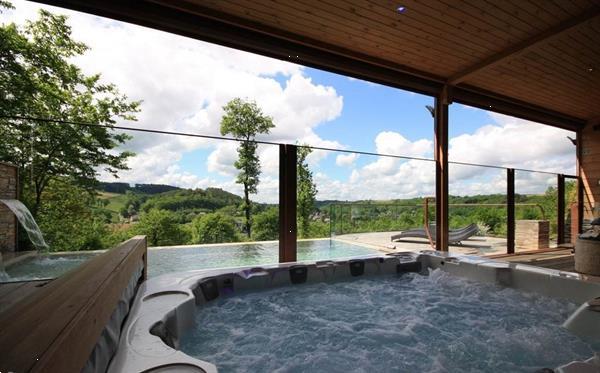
(97, 191, 129, 222)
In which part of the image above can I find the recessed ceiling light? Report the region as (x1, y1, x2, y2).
(397, 6, 406, 13)
(588, 67, 594, 72)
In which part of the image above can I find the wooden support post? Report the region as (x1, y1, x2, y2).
(423, 197, 435, 249)
(576, 130, 584, 234)
(434, 89, 449, 251)
(557, 174, 565, 245)
(279, 144, 297, 262)
(507, 168, 515, 254)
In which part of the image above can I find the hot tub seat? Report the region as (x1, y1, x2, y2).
(108, 251, 600, 373)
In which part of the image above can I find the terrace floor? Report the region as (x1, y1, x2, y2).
(334, 231, 599, 280)
(335, 230, 571, 257)
(490, 248, 576, 271)
(336, 231, 511, 255)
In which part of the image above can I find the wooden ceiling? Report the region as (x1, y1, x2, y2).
(39, 0, 600, 130)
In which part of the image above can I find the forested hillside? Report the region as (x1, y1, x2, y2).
(98, 182, 181, 195)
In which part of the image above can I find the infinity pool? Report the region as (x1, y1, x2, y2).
(2, 240, 376, 282)
(147, 240, 376, 278)
(180, 269, 593, 373)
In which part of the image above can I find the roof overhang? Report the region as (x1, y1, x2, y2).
(35, 0, 600, 131)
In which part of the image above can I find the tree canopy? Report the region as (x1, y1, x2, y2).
(190, 213, 238, 244)
(35, 178, 110, 251)
(297, 146, 317, 238)
(134, 209, 183, 246)
(252, 207, 279, 241)
(220, 98, 274, 237)
(0, 6, 139, 214)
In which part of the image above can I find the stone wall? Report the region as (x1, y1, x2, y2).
(515, 220, 549, 250)
(0, 163, 18, 252)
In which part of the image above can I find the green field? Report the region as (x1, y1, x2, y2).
(97, 191, 129, 222)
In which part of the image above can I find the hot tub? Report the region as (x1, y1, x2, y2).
(108, 252, 600, 373)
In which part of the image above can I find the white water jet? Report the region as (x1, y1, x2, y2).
(0, 199, 49, 251)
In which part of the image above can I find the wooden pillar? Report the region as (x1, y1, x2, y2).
(576, 129, 584, 233)
(279, 144, 297, 262)
(434, 89, 449, 251)
(570, 203, 579, 244)
(507, 168, 515, 254)
(557, 174, 565, 245)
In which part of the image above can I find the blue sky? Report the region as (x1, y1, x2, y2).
(3, 1, 577, 202)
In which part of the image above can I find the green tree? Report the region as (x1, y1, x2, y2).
(0, 6, 139, 215)
(134, 209, 182, 246)
(308, 220, 329, 238)
(120, 191, 145, 219)
(35, 178, 109, 251)
(297, 146, 317, 238)
(253, 207, 279, 241)
(190, 213, 238, 244)
(220, 98, 274, 238)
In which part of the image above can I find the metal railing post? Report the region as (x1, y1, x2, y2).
(557, 174, 565, 245)
(507, 168, 515, 254)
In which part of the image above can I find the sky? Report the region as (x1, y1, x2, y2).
(2, 1, 577, 203)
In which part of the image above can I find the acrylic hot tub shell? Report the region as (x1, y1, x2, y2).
(107, 251, 600, 373)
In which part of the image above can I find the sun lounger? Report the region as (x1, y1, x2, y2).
(391, 223, 479, 244)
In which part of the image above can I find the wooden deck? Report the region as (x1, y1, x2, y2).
(0, 279, 51, 313)
(0, 236, 147, 373)
(490, 247, 576, 272)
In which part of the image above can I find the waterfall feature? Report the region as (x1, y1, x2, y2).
(0, 199, 49, 251)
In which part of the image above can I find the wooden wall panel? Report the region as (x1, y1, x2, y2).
(580, 122, 600, 220)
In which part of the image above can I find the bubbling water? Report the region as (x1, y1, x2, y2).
(180, 269, 593, 373)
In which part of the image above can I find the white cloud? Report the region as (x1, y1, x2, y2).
(313, 131, 436, 200)
(315, 158, 436, 201)
(1, 1, 344, 202)
(311, 112, 575, 200)
(335, 153, 358, 167)
(449, 113, 575, 175)
(207, 142, 239, 176)
(374, 131, 433, 158)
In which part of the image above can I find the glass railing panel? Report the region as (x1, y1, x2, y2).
(448, 163, 507, 255)
(297, 146, 435, 259)
(514, 170, 557, 251)
(2, 126, 281, 281)
(563, 177, 578, 246)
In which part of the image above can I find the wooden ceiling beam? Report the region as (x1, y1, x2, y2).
(448, 6, 600, 85)
(452, 85, 585, 131)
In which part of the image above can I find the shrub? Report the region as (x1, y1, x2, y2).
(190, 213, 238, 244)
(252, 208, 279, 241)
